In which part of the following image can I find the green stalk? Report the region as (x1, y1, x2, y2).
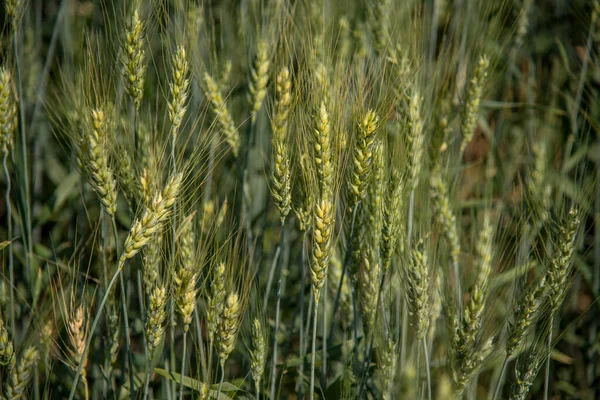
(14, 26, 33, 296)
(543, 314, 554, 400)
(423, 336, 432, 400)
(3, 151, 15, 336)
(111, 216, 135, 398)
(310, 298, 319, 400)
(179, 331, 188, 400)
(269, 220, 286, 400)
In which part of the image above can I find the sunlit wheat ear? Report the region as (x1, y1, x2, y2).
(145, 284, 167, 358)
(314, 101, 333, 200)
(403, 239, 431, 340)
(381, 167, 405, 270)
(348, 109, 379, 208)
(67, 305, 89, 378)
(250, 318, 266, 394)
(271, 66, 292, 221)
(122, 9, 146, 109)
(207, 262, 226, 344)
(174, 223, 198, 330)
(376, 338, 397, 400)
(203, 72, 239, 157)
(81, 108, 118, 215)
(546, 207, 580, 312)
(406, 90, 425, 190)
(507, 275, 546, 357)
(121, 173, 183, 262)
(0, 314, 15, 366)
(5, 346, 40, 400)
(248, 39, 270, 122)
(359, 251, 380, 332)
(460, 54, 489, 154)
(311, 198, 334, 304)
(216, 292, 242, 367)
(510, 345, 546, 400)
(0, 67, 16, 153)
(430, 165, 460, 267)
(168, 45, 190, 139)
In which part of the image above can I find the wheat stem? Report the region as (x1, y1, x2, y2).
(310, 298, 319, 400)
(217, 363, 225, 399)
(423, 336, 432, 400)
(492, 355, 509, 400)
(179, 331, 187, 400)
(543, 314, 554, 400)
(3, 151, 15, 336)
(270, 220, 286, 400)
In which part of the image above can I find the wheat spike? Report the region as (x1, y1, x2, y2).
(403, 239, 431, 340)
(311, 199, 334, 304)
(381, 167, 405, 270)
(0, 68, 16, 154)
(0, 314, 14, 366)
(207, 262, 226, 344)
(430, 166, 460, 267)
(348, 109, 379, 208)
(145, 284, 167, 357)
(248, 40, 270, 121)
(460, 54, 489, 154)
(406, 91, 425, 190)
(546, 207, 580, 312)
(122, 9, 146, 109)
(121, 173, 183, 261)
(82, 108, 118, 215)
(271, 66, 292, 220)
(174, 222, 199, 330)
(204, 72, 240, 157)
(250, 318, 266, 394)
(216, 292, 242, 367)
(5, 346, 40, 400)
(168, 45, 190, 139)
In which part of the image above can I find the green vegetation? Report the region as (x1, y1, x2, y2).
(0, 0, 598, 398)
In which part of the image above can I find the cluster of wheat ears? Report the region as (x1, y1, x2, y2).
(0, 0, 598, 399)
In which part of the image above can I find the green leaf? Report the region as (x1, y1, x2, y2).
(153, 368, 241, 399)
(53, 171, 80, 211)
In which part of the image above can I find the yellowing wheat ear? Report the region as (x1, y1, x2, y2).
(271, 66, 292, 221)
(0, 314, 14, 366)
(204, 72, 240, 157)
(460, 55, 489, 154)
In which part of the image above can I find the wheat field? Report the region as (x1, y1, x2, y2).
(0, 0, 599, 399)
